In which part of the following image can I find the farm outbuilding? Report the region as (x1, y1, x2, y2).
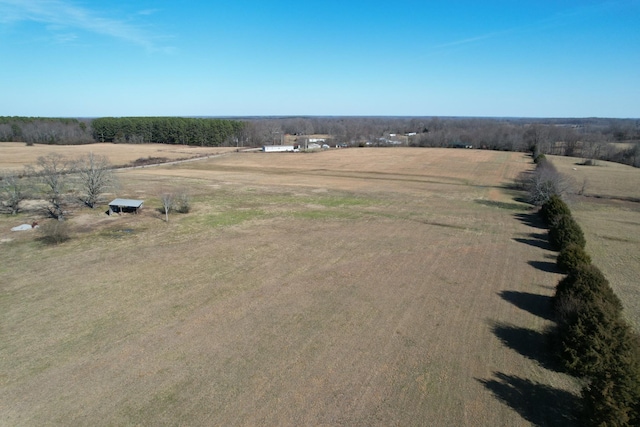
(108, 198, 144, 214)
(263, 145, 299, 152)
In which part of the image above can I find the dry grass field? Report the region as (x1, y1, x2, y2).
(0, 142, 237, 171)
(2, 146, 638, 426)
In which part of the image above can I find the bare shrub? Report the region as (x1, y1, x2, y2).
(131, 157, 170, 167)
(39, 220, 71, 244)
(578, 177, 588, 196)
(174, 192, 191, 214)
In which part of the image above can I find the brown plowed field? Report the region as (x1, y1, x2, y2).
(5, 147, 636, 426)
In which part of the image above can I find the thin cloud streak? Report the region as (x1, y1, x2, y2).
(0, 0, 164, 50)
(432, 30, 511, 49)
(428, 1, 624, 53)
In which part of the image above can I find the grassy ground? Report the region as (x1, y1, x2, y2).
(3, 147, 637, 425)
(0, 142, 237, 171)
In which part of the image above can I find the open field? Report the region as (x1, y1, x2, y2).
(2, 147, 639, 425)
(0, 142, 238, 171)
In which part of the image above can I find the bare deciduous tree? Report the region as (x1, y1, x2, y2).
(74, 152, 116, 208)
(581, 136, 602, 165)
(524, 124, 550, 156)
(34, 153, 70, 220)
(0, 170, 29, 214)
(525, 160, 573, 206)
(160, 192, 173, 222)
(158, 188, 192, 221)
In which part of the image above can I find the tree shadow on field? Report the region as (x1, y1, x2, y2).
(500, 183, 531, 204)
(499, 290, 554, 321)
(478, 372, 580, 427)
(474, 199, 527, 211)
(514, 211, 547, 230)
(528, 232, 549, 241)
(490, 321, 561, 372)
(514, 235, 553, 251)
(528, 260, 559, 273)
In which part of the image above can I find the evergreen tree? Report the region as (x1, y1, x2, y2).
(557, 243, 592, 274)
(581, 326, 640, 426)
(549, 215, 586, 251)
(540, 194, 572, 225)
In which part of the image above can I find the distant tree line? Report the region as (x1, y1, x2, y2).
(0, 116, 246, 147)
(243, 116, 640, 167)
(91, 117, 246, 146)
(0, 116, 92, 144)
(2, 115, 639, 166)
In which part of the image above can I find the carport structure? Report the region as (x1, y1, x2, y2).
(108, 198, 144, 214)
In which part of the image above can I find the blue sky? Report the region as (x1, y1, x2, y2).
(0, 0, 638, 118)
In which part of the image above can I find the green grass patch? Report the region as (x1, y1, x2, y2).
(189, 209, 267, 228)
(99, 228, 140, 239)
(190, 190, 378, 226)
(311, 195, 373, 208)
(291, 210, 362, 220)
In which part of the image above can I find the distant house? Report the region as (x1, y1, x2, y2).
(108, 198, 144, 214)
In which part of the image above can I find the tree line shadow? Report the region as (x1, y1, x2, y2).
(514, 232, 553, 251)
(513, 212, 559, 271)
(490, 320, 560, 372)
(477, 372, 580, 427)
(485, 204, 580, 424)
(499, 290, 554, 321)
(482, 316, 581, 425)
(514, 211, 547, 229)
(478, 197, 581, 425)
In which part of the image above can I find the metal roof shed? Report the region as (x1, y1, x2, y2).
(108, 198, 144, 214)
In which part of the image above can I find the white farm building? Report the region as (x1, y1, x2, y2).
(262, 145, 299, 152)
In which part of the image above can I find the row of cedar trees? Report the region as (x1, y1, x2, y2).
(537, 160, 640, 425)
